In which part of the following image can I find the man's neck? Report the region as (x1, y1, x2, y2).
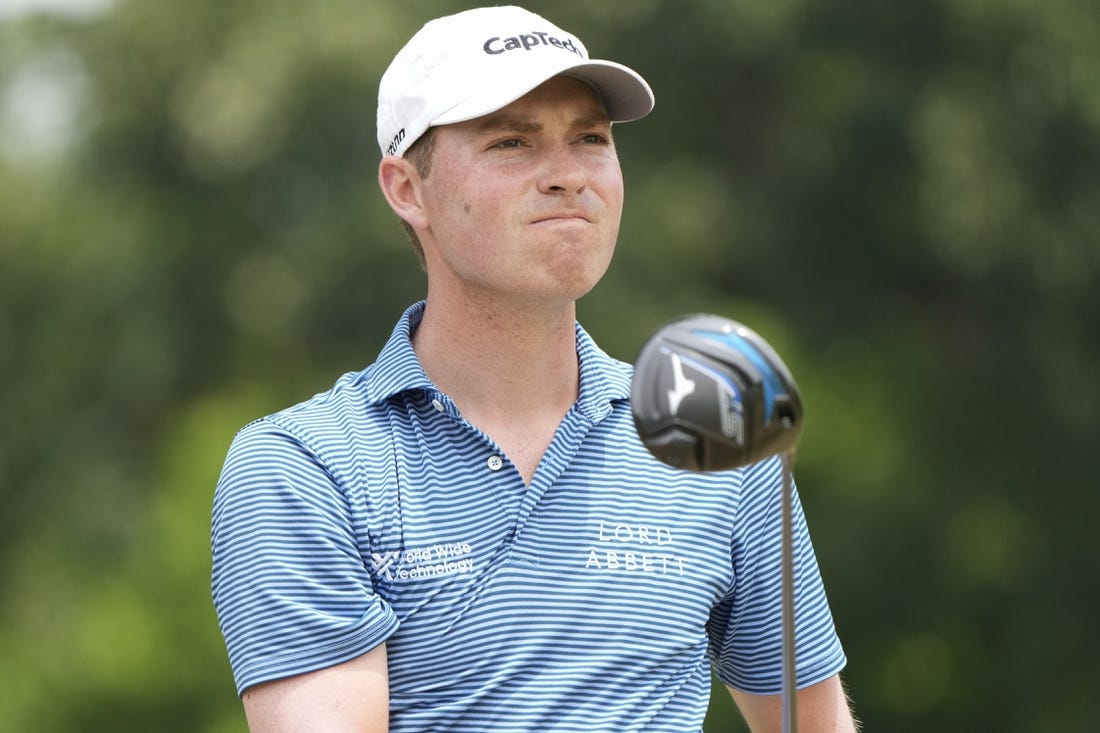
(413, 293, 580, 416)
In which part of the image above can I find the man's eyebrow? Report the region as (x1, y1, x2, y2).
(476, 115, 542, 134)
(474, 109, 612, 135)
(572, 110, 613, 129)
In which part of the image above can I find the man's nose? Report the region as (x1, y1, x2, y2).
(536, 144, 587, 194)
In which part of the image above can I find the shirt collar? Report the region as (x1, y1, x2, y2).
(362, 301, 434, 404)
(363, 301, 632, 418)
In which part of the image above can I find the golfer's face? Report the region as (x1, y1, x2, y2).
(417, 76, 624, 307)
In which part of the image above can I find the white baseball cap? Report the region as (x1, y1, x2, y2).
(377, 5, 655, 158)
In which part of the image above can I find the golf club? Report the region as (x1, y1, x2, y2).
(631, 313, 804, 733)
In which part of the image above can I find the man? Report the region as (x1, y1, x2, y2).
(212, 6, 857, 731)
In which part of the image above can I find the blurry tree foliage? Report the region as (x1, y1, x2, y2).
(0, 0, 1097, 730)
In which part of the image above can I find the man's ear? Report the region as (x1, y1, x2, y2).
(378, 156, 428, 231)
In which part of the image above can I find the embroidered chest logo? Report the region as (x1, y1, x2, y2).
(584, 521, 686, 576)
(371, 542, 476, 582)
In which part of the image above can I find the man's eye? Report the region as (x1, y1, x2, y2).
(581, 133, 610, 145)
(493, 138, 524, 149)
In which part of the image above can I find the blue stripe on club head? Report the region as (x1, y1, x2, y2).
(693, 329, 785, 424)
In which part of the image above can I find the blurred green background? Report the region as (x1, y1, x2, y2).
(1, 0, 1097, 730)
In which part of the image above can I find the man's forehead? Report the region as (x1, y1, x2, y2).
(471, 77, 610, 129)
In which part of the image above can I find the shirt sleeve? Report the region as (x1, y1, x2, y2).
(706, 455, 847, 694)
(211, 417, 399, 695)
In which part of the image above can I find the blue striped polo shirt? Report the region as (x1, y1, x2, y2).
(211, 301, 846, 732)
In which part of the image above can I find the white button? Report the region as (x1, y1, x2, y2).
(487, 455, 504, 471)
(431, 398, 445, 412)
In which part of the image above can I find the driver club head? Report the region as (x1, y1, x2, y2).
(631, 314, 804, 472)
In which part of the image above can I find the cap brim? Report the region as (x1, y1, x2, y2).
(561, 60, 655, 122)
(433, 58, 654, 128)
